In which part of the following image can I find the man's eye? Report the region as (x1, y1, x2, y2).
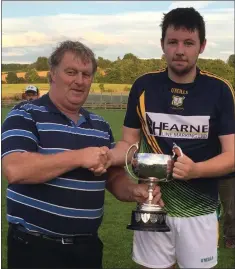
(67, 71, 75, 75)
(169, 41, 177, 44)
(83, 73, 91, 78)
(185, 42, 194, 46)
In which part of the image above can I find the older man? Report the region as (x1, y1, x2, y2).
(2, 40, 162, 269)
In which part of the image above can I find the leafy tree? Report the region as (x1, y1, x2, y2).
(2, 53, 235, 86)
(18, 77, 26, 83)
(6, 72, 19, 84)
(2, 63, 29, 72)
(123, 53, 138, 61)
(198, 58, 234, 87)
(93, 72, 105, 83)
(97, 57, 112, 69)
(37, 76, 49, 83)
(25, 68, 40, 83)
(34, 57, 49, 71)
(105, 67, 122, 84)
(227, 54, 235, 68)
(99, 83, 105, 93)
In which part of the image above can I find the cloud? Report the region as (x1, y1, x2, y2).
(168, 1, 214, 10)
(2, 51, 25, 57)
(2, 5, 234, 63)
(220, 51, 234, 55)
(95, 1, 122, 3)
(206, 42, 218, 48)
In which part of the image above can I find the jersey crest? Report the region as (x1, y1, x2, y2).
(172, 95, 185, 107)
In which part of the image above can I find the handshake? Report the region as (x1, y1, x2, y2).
(80, 146, 164, 206)
(80, 146, 113, 175)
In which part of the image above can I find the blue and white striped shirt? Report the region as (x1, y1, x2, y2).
(2, 93, 115, 236)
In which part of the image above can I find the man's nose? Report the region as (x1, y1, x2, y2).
(175, 43, 184, 56)
(74, 72, 83, 84)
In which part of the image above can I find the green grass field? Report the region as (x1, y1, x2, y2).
(2, 83, 131, 98)
(1, 107, 235, 268)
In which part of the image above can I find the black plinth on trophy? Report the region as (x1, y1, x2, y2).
(127, 209, 170, 232)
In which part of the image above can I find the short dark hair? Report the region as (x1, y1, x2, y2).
(160, 7, 206, 44)
(48, 40, 97, 83)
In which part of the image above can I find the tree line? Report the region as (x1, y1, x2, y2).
(2, 54, 235, 87)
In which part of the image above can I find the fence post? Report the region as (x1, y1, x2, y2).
(121, 93, 123, 110)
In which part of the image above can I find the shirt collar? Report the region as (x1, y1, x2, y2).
(41, 93, 91, 121)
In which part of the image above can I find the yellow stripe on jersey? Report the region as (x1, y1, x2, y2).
(200, 70, 235, 103)
(136, 106, 159, 153)
(134, 68, 167, 81)
(138, 91, 163, 154)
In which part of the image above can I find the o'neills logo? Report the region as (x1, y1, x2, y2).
(171, 88, 188, 95)
(146, 112, 210, 139)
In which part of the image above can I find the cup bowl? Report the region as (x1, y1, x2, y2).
(131, 153, 173, 180)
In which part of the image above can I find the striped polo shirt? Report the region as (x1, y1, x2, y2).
(2, 93, 115, 236)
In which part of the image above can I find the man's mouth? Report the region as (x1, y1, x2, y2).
(71, 89, 84, 93)
(173, 59, 187, 62)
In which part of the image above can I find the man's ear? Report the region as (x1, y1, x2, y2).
(199, 39, 207, 54)
(161, 38, 165, 53)
(49, 69, 56, 83)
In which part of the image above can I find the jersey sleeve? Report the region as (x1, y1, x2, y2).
(217, 81, 235, 136)
(1, 104, 39, 158)
(124, 79, 141, 129)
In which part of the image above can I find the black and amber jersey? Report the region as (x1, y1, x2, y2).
(124, 67, 235, 217)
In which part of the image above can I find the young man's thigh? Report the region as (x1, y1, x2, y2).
(132, 213, 217, 269)
(132, 217, 177, 268)
(176, 212, 218, 268)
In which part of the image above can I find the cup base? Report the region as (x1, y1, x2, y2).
(127, 209, 170, 232)
(140, 203, 165, 212)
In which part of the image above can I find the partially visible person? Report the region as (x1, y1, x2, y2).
(218, 172, 235, 248)
(22, 85, 40, 101)
(216, 199, 221, 248)
(2, 40, 162, 269)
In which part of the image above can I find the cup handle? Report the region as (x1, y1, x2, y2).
(172, 142, 183, 161)
(166, 143, 184, 181)
(125, 143, 139, 180)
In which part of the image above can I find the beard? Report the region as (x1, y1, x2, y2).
(169, 63, 195, 76)
(169, 59, 197, 76)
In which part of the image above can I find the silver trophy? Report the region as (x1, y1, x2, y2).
(126, 142, 183, 232)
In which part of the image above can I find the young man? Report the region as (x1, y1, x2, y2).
(104, 7, 235, 269)
(2, 40, 162, 269)
(22, 85, 40, 101)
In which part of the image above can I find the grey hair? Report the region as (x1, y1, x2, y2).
(48, 40, 97, 83)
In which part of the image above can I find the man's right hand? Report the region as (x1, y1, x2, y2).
(88, 148, 114, 176)
(80, 146, 110, 172)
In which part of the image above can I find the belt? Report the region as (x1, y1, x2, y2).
(9, 224, 97, 245)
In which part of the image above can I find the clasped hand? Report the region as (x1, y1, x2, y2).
(132, 184, 164, 207)
(81, 146, 112, 175)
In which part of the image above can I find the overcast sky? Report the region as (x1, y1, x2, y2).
(2, 1, 234, 64)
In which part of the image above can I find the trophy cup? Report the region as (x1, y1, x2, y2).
(126, 142, 183, 232)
